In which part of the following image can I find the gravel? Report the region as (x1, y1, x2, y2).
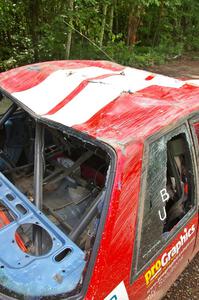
(163, 253, 199, 299)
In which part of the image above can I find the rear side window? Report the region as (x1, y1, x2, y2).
(0, 97, 12, 115)
(135, 125, 195, 272)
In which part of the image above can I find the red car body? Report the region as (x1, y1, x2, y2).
(0, 60, 199, 300)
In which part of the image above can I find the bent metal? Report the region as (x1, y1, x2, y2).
(0, 60, 199, 300)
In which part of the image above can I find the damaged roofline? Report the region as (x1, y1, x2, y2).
(0, 87, 118, 300)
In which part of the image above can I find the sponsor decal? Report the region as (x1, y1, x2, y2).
(104, 281, 129, 300)
(144, 224, 195, 286)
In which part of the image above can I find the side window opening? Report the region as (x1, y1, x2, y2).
(135, 127, 195, 272)
(164, 134, 193, 233)
(0, 113, 110, 250)
(0, 99, 112, 298)
(0, 96, 13, 116)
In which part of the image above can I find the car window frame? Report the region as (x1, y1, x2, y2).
(131, 118, 199, 283)
(0, 89, 118, 300)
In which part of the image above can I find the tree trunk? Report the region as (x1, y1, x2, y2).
(99, 4, 108, 47)
(65, 0, 74, 59)
(109, 3, 114, 34)
(152, 0, 164, 47)
(115, 0, 119, 34)
(127, 5, 143, 46)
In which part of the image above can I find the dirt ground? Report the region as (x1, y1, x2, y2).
(148, 56, 199, 300)
(163, 254, 199, 300)
(147, 56, 199, 79)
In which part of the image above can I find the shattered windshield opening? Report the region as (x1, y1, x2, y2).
(0, 95, 112, 299)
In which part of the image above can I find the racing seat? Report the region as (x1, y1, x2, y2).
(165, 137, 188, 231)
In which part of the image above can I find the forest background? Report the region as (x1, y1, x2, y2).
(0, 0, 199, 71)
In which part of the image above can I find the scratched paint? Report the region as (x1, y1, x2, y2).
(0, 61, 199, 300)
(0, 61, 199, 147)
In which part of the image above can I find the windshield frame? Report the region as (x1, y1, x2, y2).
(0, 88, 117, 300)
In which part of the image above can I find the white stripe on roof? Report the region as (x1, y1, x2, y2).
(11, 66, 197, 128)
(44, 68, 185, 127)
(12, 67, 119, 115)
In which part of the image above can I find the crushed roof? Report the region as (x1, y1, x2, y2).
(0, 60, 199, 146)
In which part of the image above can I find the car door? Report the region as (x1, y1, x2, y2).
(129, 123, 198, 300)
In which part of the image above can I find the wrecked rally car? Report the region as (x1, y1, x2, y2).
(0, 60, 199, 300)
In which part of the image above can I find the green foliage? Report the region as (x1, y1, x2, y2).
(0, 0, 198, 71)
